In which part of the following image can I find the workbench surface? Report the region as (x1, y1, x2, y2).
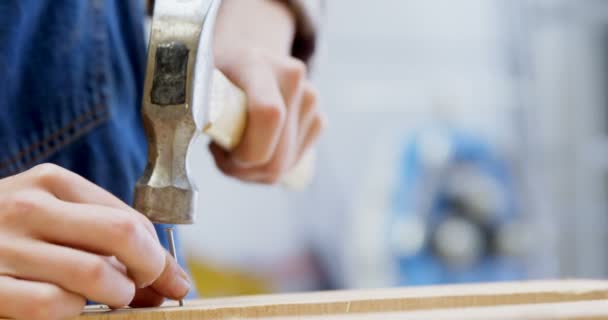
(75, 280, 608, 320)
(77, 280, 608, 320)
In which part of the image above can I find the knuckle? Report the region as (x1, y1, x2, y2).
(81, 256, 108, 284)
(10, 194, 37, 214)
(140, 218, 156, 237)
(29, 285, 63, 320)
(300, 102, 314, 117)
(299, 85, 319, 118)
(30, 163, 65, 185)
(304, 85, 319, 107)
(253, 103, 285, 128)
(111, 216, 141, 243)
(300, 83, 319, 117)
(283, 59, 307, 82)
(315, 113, 327, 131)
(0, 241, 22, 270)
(3, 192, 40, 222)
(301, 97, 317, 117)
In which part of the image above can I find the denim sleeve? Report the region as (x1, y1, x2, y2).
(0, 0, 196, 300)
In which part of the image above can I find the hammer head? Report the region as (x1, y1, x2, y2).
(134, 0, 222, 224)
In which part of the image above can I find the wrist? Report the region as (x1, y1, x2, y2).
(214, 0, 296, 59)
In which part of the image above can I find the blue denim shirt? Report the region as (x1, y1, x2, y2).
(0, 0, 189, 287)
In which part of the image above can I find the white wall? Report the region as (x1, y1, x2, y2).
(182, 0, 521, 290)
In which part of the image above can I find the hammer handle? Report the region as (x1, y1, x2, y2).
(204, 69, 315, 189)
(203, 69, 248, 151)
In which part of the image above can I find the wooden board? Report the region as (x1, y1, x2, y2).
(79, 280, 608, 320)
(212, 301, 608, 320)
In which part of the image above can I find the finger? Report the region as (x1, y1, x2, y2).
(256, 95, 300, 184)
(243, 57, 309, 183)
(211, 133, 292, 184)
(295, 113, 326, 166)
(149, 250, 191, 300)
(0, 276, 85, 320)
(221, 61, 307, 183)
(26, 164, 127, 210)
(211, 97, 303, 184)
(23, 163, 158, 239)
(130, 251, 191, 308)
(250, 70, 305, 183)
(210, 143, 265, 182)
(21, 193, 167, 288)
(0, 237, 135, 308)
(271, 57, 307, 108)
(130, 287, 165, 308)
(228, 66, 286, 167)
(296, 83, 319, 147)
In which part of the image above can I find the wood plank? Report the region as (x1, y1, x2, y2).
(79, 280, 608, 319)
(218, 300, 608, 320)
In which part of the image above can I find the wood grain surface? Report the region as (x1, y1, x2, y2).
(206, 300, 608, 320)
(78, 280, 608, 320)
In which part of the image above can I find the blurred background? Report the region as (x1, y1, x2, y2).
(183, 0, 608, 296)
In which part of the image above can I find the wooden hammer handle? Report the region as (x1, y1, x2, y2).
(204, 69, 315, 189)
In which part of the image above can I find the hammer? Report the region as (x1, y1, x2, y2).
(133, 0, 314, 302)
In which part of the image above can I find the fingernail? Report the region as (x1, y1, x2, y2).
(178, 266, 190, 281)
(138, 280, 153, 288)
(170, 269, 191, 298)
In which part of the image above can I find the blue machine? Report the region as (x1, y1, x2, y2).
(389, 127, 526, 285)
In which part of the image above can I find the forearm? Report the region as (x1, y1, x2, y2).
(148, 0, 305, 60)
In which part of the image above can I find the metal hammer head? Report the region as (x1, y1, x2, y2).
(134, 0, 222, 224)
